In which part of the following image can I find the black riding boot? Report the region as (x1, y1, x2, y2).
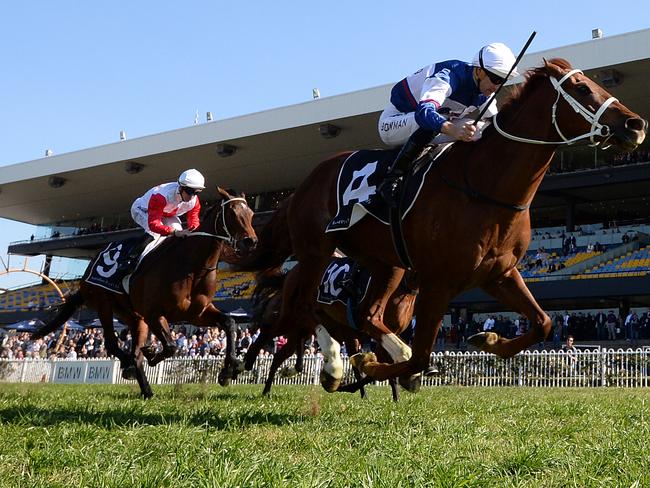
(121, 234, 153, 274)
(377, 128, 436, 207)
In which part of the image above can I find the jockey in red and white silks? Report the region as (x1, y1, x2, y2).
(130, 168, 205, 238)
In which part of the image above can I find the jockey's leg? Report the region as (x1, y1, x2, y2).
(378, 128, 436, 206)
(469, 268, 551, 358)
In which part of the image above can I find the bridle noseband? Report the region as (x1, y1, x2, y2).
(492, 68, 618, 147)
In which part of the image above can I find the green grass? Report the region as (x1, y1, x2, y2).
(0, 384, 648, 487)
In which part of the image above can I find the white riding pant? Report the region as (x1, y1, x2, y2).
(377, 102, 494, 146)
(130, 204, 182, 257)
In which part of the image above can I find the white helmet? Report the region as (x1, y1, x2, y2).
(178, 169, 205, 190)
(472, 42, 518, 81)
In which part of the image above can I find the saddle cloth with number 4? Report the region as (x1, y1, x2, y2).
(325, 147, 440, 233)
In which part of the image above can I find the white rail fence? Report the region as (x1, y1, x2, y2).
(2, 349, 650, 388)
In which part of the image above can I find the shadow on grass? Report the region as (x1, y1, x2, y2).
(0, 404, 301, 430)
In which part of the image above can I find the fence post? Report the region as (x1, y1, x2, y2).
(600, 349, 607, 387)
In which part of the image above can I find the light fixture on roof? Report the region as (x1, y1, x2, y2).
(206, 111, 213, 122)
(216, 143, 237, 157)
(124, 161, 145, 174)
(119, 130, 127, 141)
(319, 123, 341, 139)
(592, 28, 603, 39)
(45, 149, 53, 157)
(313, 88, 321, 99)
(48, 176, 67, 189)
(599, 69, 623, 88)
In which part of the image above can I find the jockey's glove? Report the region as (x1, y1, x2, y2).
(173, 229, 192, 238)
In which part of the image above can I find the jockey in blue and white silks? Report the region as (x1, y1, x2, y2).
(379, 43, 518, 146)
(376, 42, 519, 205)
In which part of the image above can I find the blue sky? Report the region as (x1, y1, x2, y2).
(1, 1, 648, 288)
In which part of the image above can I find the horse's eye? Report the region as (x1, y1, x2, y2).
(576, 84, 592, 96)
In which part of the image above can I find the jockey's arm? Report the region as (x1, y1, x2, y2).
(147, 193, 175, 236)
(186, 198, 201, 231)
(416, 71, 476, 142)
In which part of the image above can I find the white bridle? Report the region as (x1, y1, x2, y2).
(188, 197, 249, 246)
(492, 68, 618, 147)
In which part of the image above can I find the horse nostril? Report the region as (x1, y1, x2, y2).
(242, 237, 257, 249)
(625, 117, 648, 133)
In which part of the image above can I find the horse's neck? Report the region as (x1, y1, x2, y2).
(466, 88, 560, 208)
(185, 238, 223, 270)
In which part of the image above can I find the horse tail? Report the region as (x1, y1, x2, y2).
(237, 196, 293, 273)
(32, 290, 84, 339)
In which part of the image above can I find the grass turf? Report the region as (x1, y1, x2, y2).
(0, 383, 648, 487)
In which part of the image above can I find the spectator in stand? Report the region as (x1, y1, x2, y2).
(606, 310, 618, 340)
(595, 310, 607, 341)
(552, 313, 563, 349)
(562, 335, 578, 371)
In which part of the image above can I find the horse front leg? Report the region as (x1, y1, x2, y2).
(352, 286, 449, 391)
(129, 318, 153, 399)
(469, 268, 551, 358)
(196, 304, 243, 386)
(144, 315, 177, 367)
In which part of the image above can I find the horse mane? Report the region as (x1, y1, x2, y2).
(498, 58, 573, 116)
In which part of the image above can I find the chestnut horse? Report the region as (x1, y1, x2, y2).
(35, 188, 257, 397)
(246, 261, 418, 399)
(239, 59, 646, 389)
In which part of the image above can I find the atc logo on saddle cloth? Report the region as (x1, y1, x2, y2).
(325, 147, 444, 233)
(316, 257, 371, 306)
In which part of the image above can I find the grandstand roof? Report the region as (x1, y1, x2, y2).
(1, 28, 649, 226)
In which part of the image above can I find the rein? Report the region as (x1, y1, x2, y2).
(443, 67, 618, 212)
(188, 197, 249, 246)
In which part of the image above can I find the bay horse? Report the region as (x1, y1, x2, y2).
(246, 261, 418, 399)
(35, 188, 257, 397)
(238, 59, 646, 388)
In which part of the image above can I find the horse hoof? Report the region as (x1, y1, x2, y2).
(142, 391, 154, 400)
(122, 366, 137, 380)
(467, 332, 499, 351)
(422, 366, 439, 377)
(218, 372, 231, 387)
(350, 352, 377, 372)
(141, 345, 156, 362)
(320, 371, 342, 393)
(398, 373, 421, 393)
(280, 366, 298, 378)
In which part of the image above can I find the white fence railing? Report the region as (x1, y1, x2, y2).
(2, 349, 650, 388)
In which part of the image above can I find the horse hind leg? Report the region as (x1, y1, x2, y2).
(145, 315, 177, 367)
(262, 335, 298, 396)
(469, 269, 551, 358)
(314, 324, 344, 393)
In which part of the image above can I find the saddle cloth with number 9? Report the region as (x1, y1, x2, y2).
(325, 147, 437, 232)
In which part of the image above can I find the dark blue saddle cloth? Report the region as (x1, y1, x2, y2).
(316, 257, 371, 306)
(84, 237, 142, 294)
(325, 148, 433, 232)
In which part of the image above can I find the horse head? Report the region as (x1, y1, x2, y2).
(201, 187, 257, 254)
(539, 58, 646, 150)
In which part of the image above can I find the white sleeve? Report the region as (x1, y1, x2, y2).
(419, 75, 452, 107)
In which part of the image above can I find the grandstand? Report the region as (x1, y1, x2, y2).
(1, 28, 650, 319)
